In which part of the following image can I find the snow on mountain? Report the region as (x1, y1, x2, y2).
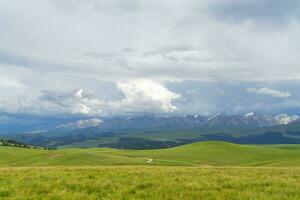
(245, 112, 256, 117)
(58, 118, 103, 130)
(56, 113, 300, 133)
(208, 113, 223, 121)
(245, 112, 299, 125)
(274, 114, 300, 125)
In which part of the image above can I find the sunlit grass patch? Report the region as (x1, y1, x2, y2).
(0, 166, 299, 200)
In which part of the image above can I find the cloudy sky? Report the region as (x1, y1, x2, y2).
(1, 0, 300, 118)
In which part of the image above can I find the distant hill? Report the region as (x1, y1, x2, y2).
(1, 141, 300, 167)
(0, 138, 52, 150)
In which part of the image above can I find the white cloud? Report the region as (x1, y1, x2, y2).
(0, 77, 24, 88)
(117, 79, 180, 112)
(0, 0, 300, 83)
(0, 79, 180, 116)
(0, 0, 300, 116)
(0, 89, 105, 116)
(246, 87, 291, 98)
(164, 49, 215, 63)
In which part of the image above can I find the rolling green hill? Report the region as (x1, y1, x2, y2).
(1, 142, 300, 199)
(1, 141, 300, 167)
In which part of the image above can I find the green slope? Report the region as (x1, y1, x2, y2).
(1, 141, 300, 167)
(259, 144, 300, 150)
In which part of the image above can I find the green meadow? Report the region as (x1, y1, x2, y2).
(1, 167, 300, 200)
(1, 141, 300, 167)
(1, 141, 300, 199)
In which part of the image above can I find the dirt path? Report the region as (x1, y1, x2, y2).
(146, 158, 153, 163)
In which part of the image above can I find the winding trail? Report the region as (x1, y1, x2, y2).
(146, 158, 153, 163)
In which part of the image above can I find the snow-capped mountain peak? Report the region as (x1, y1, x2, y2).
(58, 118, 103, 130)
(56, 113, 300, 132)
(274, 114, 300, 125)
(208, 113, 222, 121)
(245, 112, 256, 117)
(184, 114, 202, 119)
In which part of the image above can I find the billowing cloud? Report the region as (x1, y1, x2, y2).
(117, 79, 180, 112)
(246, 88, 291, 98)
(0, 89, 104, 116)
(0, 79, 180, 116)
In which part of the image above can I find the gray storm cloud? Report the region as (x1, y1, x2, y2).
(0, 0, 300, 116)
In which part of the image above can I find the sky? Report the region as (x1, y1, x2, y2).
(1, 0, 300, 118)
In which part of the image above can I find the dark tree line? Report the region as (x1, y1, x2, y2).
(0, 139, 55, 150)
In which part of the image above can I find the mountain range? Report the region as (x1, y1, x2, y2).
(55, 112, 299, 132)
(2, 112, 300, 149)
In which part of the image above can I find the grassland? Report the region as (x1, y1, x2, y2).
(1, 141, 300, 167)
(0, 166, 300, 200)
(1, 141, 300, 199)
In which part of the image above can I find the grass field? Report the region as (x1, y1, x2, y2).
(0, 166, 300, 200)
(1, 141, 300, 167)
(1, 141, 300, 199)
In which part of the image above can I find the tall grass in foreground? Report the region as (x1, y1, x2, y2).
(0, 166, 299, 200)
